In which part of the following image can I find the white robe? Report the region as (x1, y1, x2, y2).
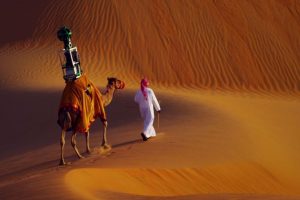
(134, 88, 161, 138)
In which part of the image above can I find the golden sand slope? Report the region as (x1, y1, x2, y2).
(0, 91, 299, 199)
(65, 164, 289, 199)
(1, 0, 300, 92)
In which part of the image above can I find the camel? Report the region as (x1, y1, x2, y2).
(57, 76, 125, 165)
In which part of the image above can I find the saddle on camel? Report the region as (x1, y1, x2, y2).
(56, 27, 125, 165)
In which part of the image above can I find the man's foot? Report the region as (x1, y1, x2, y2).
(141, 133, 148, 141)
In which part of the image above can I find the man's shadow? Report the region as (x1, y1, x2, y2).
(112, 138, 142, 148)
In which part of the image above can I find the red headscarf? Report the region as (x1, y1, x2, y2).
(141, 78, 149, 100)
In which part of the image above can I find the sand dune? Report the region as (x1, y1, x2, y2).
(1, 90, 300, 199)
(1, 0, 300, 92)
(65, 164, 289, 198)
(1, 0, 300, 199)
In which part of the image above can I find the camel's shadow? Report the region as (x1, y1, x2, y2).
(0, 88, 208, 182)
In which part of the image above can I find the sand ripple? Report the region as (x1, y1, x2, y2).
(0, 0, 299, 93)
(65, 163, 290, 199)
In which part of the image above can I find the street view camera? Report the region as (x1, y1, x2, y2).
(57, 26, 82, 81)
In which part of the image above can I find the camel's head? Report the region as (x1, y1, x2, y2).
(107, 77, 125, 90)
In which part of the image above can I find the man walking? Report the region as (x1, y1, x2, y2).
(134, 78, 161, 141)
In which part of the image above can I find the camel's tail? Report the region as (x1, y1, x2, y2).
(57, 110, 73, 131)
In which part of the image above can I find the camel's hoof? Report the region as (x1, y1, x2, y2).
(86, 150, 92, 154)
(59, 160, 71, 166)
(86, 147, 92, 154)
(78, 155, 85, 159)
(101, 144, 111, 150)
(95, 144, 112, 155)
(59, 161, 66, 166)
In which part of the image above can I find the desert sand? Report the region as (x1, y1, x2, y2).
(0, 0, 300, 199)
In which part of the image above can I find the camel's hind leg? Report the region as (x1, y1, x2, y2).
(85, 131, 91, 154)
(59, 130, 66, 165)
(59, 111, 72, 165)
(71, 131, 84, 159)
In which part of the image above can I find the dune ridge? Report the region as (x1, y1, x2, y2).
(65, 163, 291, 198)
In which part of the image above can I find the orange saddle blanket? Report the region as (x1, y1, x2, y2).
(58, 74, 106, 133)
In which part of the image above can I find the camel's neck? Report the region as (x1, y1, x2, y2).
(102, 84, 115, 106)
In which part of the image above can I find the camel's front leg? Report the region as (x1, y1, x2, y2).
(85, 131, 91, 154)
(101, 121, 110, 149)
(71, 131, 84, 159)
(59, 130, 66, 165)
